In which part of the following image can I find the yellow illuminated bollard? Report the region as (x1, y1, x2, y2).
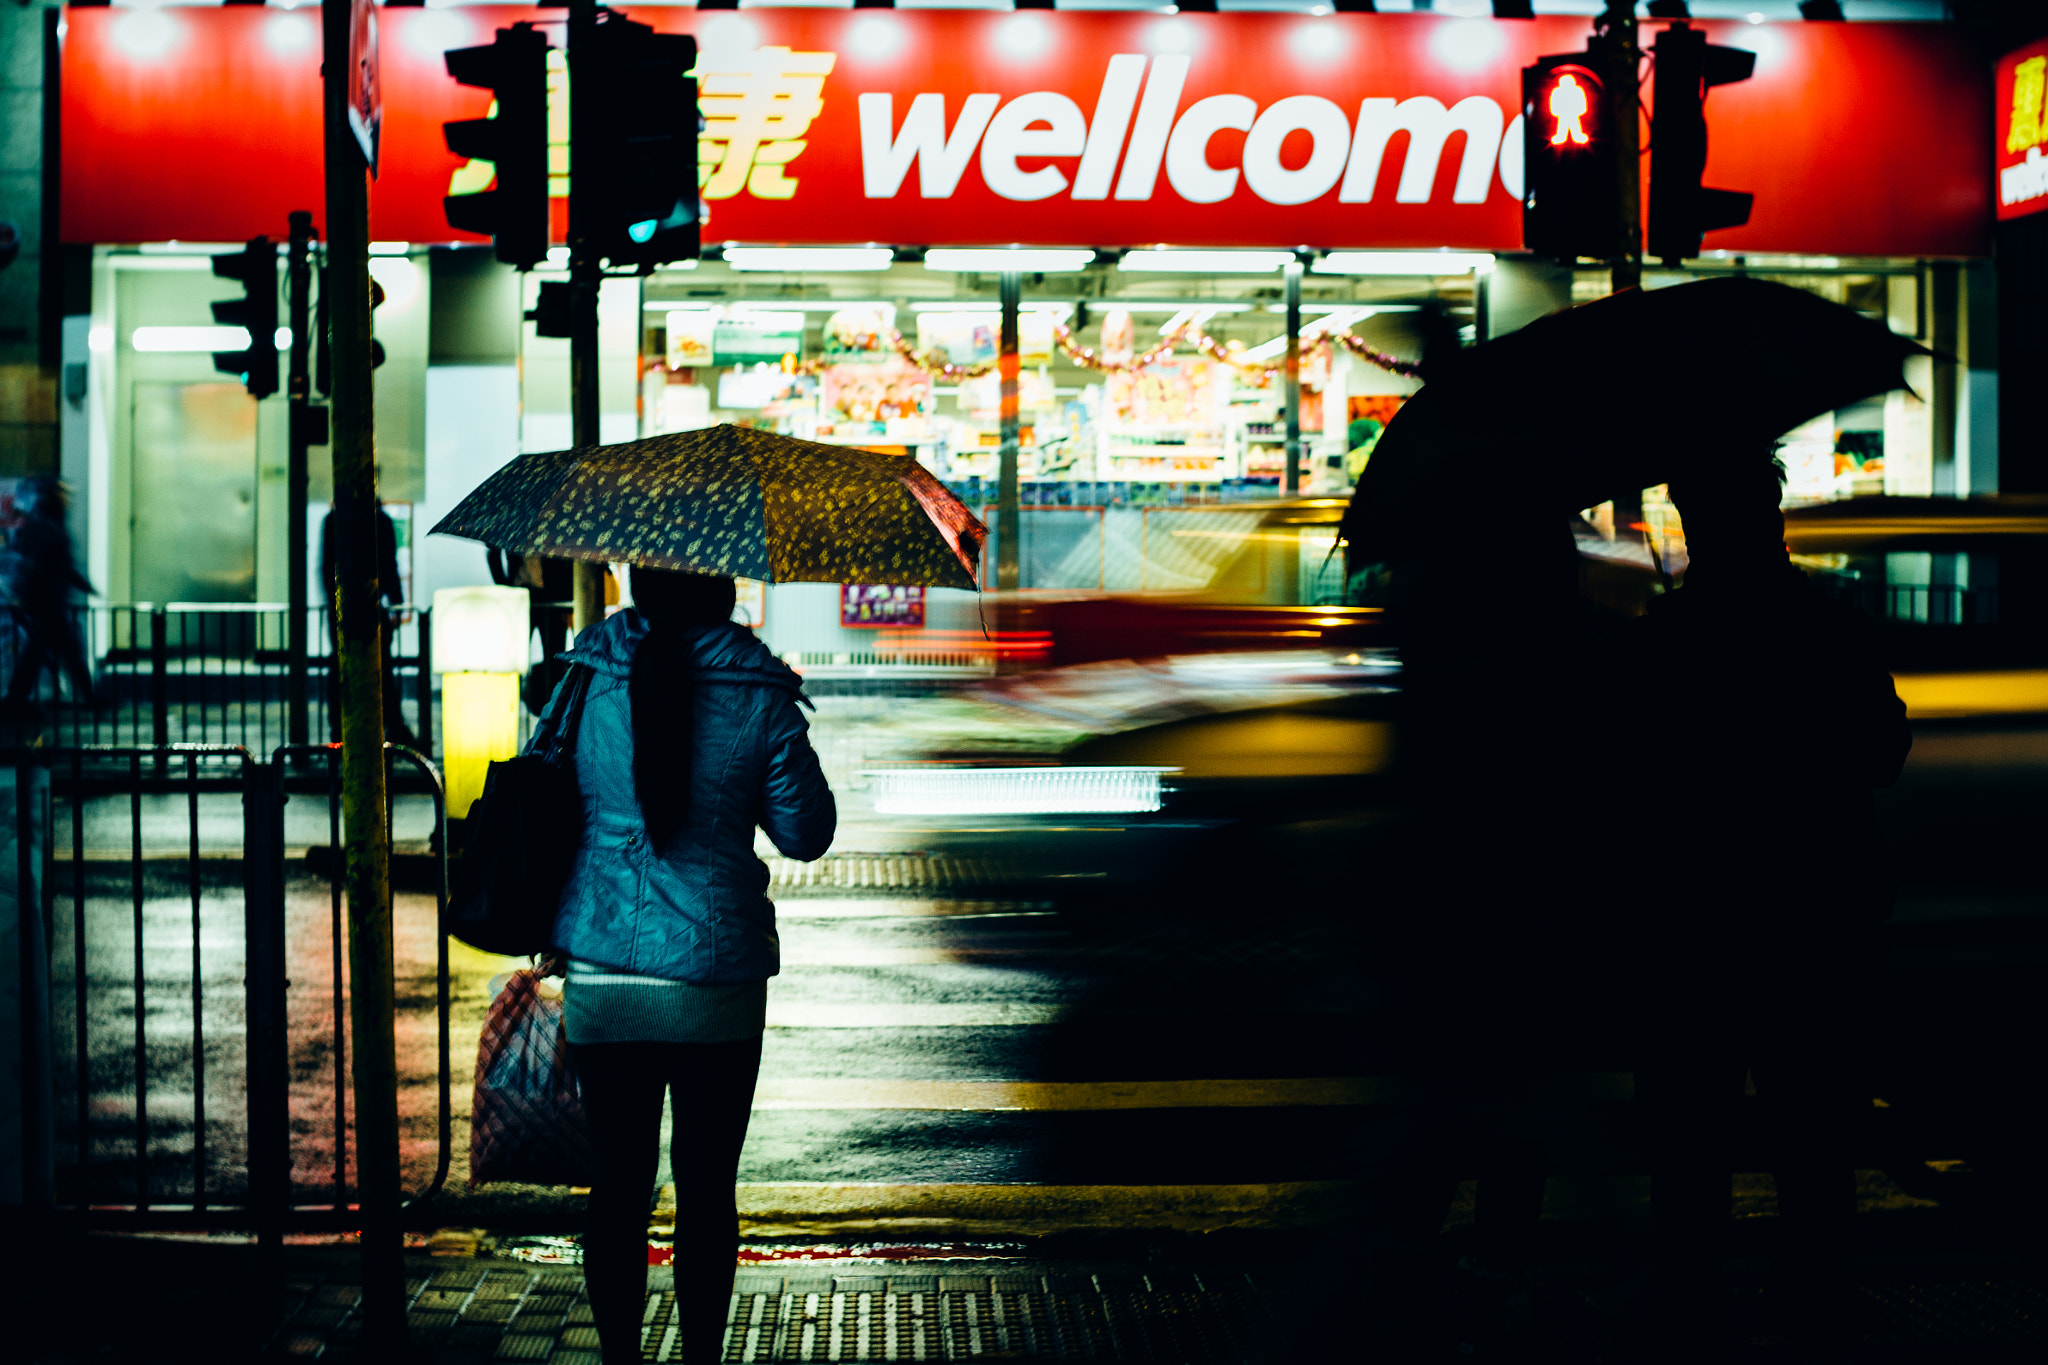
(431, 585, 532, 819)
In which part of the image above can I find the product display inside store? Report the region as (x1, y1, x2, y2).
(630, 252, 1461, 509)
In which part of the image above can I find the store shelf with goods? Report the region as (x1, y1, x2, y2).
(1099, 424, 1231, 481)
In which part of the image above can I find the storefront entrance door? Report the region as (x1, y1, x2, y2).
(130, 381, 258, 604)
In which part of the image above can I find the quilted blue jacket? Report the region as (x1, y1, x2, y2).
(544, 610, 835, 981)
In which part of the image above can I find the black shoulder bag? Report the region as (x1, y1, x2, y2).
(447, 665, 593, 957)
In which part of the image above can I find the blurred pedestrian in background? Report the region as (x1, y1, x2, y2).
(546, 566, 835, 1365)
(320, 500, 419, 749)
(1633, 451, 1910, 1358)
(1, 474, 97, 716)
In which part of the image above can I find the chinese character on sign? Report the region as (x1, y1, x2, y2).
(698, 46, 837, 201)
(2008, 56, 2046, 153)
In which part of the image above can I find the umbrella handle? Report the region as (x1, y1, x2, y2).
(1643, 525, 1673, 594)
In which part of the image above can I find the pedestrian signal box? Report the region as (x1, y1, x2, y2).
(1648, 22, 1756, 266)
(1522, 56, 1620, 263)
(443, 24, 553, 270)
(211, 237, 279, 400)
(575, 16, 699, 272)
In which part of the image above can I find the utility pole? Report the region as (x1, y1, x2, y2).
(286, 211, 317, 746)
(568, 0, 606, 634)
(321, 0, 402, 1349)
(1282, 261, 1303, 496)
(996, 269, 1022, 592)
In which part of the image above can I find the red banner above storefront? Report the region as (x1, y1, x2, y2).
(62, 8, 1990, 256)
(1996, 36, 2048, 222)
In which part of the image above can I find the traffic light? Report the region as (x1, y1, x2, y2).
(1522, 55, 1620, 263)
(1648, 23, 1756, 266)
(212, 237, 279, 399)
(444, 23, 553, 270)
(527, 280, 574, 338)
(313, 267, 385, 402)
(576, 17, 699, 271)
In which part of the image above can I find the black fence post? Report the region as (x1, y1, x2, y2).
(416, 608, 433, 763)
(149, 606, 169, 751)
(11, 755, 54, 1210)
(242, 758, 290, 1266)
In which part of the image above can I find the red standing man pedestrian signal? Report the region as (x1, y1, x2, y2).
(1549, 74, 1591, 146)
(1522, 56, 1616, 260)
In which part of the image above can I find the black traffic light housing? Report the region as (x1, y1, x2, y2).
(313, 266, 387, 401)
(1522, 55, 1620, 263)
(444, 23, 553, 270)
(1648, 23, 1756, 266)
(576, 16, 699, 272)
(527, 280, 574, 338)
(212, 237, 279, 399)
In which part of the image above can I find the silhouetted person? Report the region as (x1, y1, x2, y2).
(1333, 512, 1630, 1352)
(1, 474, 97, 713)
(1632, 452, 1909, 1356)
(320, 502, 419, 749)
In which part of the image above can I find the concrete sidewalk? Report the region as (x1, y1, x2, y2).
(16, 1234, 1280, 1364)
(15, 1223, 2048, 1363)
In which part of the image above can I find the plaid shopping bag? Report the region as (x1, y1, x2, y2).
(469, 969, 599, 1187)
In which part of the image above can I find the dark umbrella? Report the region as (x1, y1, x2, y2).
(1339, 277, 1928, 565)
(430, 424, 988, 589)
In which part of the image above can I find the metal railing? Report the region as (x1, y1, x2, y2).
(0, 604, 434, 756)
(12, 742, 449, 1232)
(1880, 583, 2000, 626)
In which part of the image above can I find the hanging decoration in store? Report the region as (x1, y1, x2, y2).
(1326, 332, 1428, 380)
(753, 319, 1425, 386)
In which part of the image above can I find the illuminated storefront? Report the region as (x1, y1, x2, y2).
(57, 8, 1993, 644)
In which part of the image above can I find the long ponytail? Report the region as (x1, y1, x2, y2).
(628, 567, 738, 850)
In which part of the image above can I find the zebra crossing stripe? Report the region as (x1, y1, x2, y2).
(747, 1076, 1384, 1110)
(765, 1002, 1064, 1028)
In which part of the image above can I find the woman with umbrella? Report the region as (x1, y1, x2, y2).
(436, 425, 986, 1364)
(541, 564, 833, 1365)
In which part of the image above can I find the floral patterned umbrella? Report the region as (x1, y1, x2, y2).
(430, 425, 987, 589)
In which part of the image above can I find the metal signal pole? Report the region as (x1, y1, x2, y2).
(1597, 2, 1645, 536)
(1283, 261, 1303, 496)
(569, 0, 607, 633)
(321, 1, 403, 1348)
(997, 269, 1022, 592)
(286, 211, 316, 746)
(1598, 2, 1643, 295)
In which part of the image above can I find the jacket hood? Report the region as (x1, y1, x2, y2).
(562, 609, 807, 698)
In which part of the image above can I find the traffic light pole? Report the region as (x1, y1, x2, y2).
(286, 211, 315, 747)
(1596, 3, 1644, 537)
(997, 269, 1021, 593)
(1596, 3, 1643, 295)
(1282, 262, 1303, 496)
(569, 0, 606, 634)
(321, 0, 403, 1350)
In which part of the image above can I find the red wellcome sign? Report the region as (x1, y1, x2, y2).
(1996, 35, 2048, 222)
(62, 7, 1990, 255)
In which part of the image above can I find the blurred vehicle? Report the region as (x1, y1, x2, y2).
(1782, 496, 2048, 718)
(860, 648, 1406, 902)
(1006, 498, 1386, 666)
